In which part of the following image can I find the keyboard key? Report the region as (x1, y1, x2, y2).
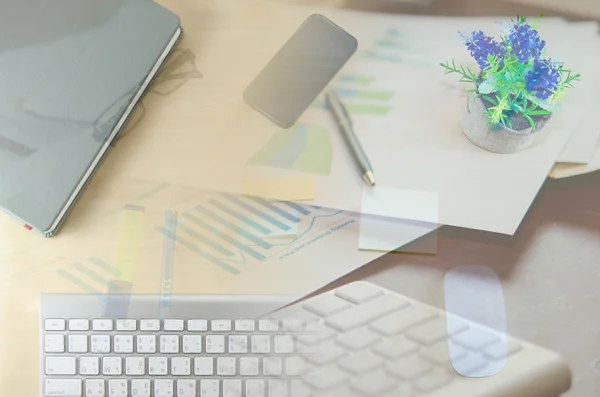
(188, 319, 209, 331)
(126, 357, 146, 375)
(172, 357, 191, 375)
(108, 379, 127, 397)
(315, 386, 362, 397)
(335, 282, 384, 303)
(148, 357, 168, 375)
(140, 319, 160, 331)
(240, 357, 260, 376)
(154, 379, 174, 397)
(46, 357, 77, 375)
(45, 334, 65, 353)
(68, 334, 88, 353)
(282, 318, 303, 332)
(450, 352, 489, 377)
(246, 379, 265, 397)
(131, 379, 151, 397)
(137, 335, 156, 353)
(337, 327, 381, 350)
(304, 364, 348, 389)
(285, 356, 307, 376)
(116, 319, 137, 331)
(268, 379, 287, 397)
(223, 379, 242, 397)
(92, 319, 113, 331)
(177, 379, 196, 397)
(217, 357, 237, 376)
(406, 317, 468, 346)
(229, 335, 248, 353)
(164, 319, 184, 331)
(114, 335, 134, 353)
(45, 319, 66, 331)
(381, 384, 414, 397)
(421, 341, 468, 365)
(234, 319, 255, 331)
(90, 335, 110, 353)
(258, 319, 279, 332)
(339, 350, 384, 374)
(85, 379, 105, 397)
(200, 379, 219, 397)
(183, 335, 203, 353)
(102, 356, 122, 375)
(79, 357, 99, 376)
(303, 293, 352, 316)
(483, 338, 522, 360)
(350, 369, 396, 395)
(251, 335, 271, 354)
(290, 380, 311, 397)
(373, 335, 419, 359)
(413, 368, 452, 393)
(306, 341, 346, 365)
(211, 319, 232, 331)
(68, 319, 89, 331)
(160, 335, 180, 353)
(326, 294, 409, 331)
(452, 326, 499, 351)
(45, 379, 81, 397)
(263, 357, 283, 376)
(274, 335, 294, 353)
(386, 355, 432, 380)
(195, 357, 214, 375)
(370, 306, 438, 336)
(206, 335, 226, 353)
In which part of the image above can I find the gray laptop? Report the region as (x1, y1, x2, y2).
(0, 0, 182, 237)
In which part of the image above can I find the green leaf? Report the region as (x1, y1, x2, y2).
(527, 110, 551, 116)
(523, 114, 535, 131)
(482, 95, 499, 105)
(478, 80, 495, 94)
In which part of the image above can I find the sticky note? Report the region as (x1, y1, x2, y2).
(243, 177, 315, 201)
(359, 214, 438, 253)
(361, 187, 439, 223)
(115, 205, 147, 282)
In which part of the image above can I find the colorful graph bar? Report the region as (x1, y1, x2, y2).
(222, 193, 290, 231)
(248, 197, 301, 223)
(160, 210, 178, 317)
(336, 88, 394, 101)
(209, 199, 272, 235)
(282, 202, 311, 216)
(314, 101, 392, 116)
(339, 75, 375, 85)
(376, 40, 408, 49)
(195, 205, 272, 249)
(158, 226, 240, 275)
(182, 213, 267, 261)
(177, 223, 235, 257)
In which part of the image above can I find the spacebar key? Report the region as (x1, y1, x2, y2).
(325, 294, 410, 331)
(45, 379, 82, 397)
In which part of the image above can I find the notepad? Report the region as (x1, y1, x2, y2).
(242, 177, 316, 201)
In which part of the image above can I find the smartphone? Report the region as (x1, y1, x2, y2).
(243, 14, 358, 128)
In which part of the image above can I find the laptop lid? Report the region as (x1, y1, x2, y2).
(0, 0, 181, 235)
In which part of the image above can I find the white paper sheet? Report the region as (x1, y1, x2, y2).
(359, 213, 439, 253)
(293, 13, 600, 235)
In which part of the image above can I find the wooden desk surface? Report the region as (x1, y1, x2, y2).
(1, 0, 599, 395)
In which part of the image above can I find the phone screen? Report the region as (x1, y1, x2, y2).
(243, 14, 358, 128)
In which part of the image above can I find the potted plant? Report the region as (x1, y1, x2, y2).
(441, 16, 580, 154)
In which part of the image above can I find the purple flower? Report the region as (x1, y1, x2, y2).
(526, 58, 560, 99)
(507, 22, 545, 63)
(462, 31, 506, 70)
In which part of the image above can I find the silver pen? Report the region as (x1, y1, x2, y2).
(325, 89, 376, 186)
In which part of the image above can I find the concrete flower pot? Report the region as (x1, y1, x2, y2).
(462, 92, 552, 154)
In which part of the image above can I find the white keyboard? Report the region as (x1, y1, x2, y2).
(40, 282, 571, 397)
